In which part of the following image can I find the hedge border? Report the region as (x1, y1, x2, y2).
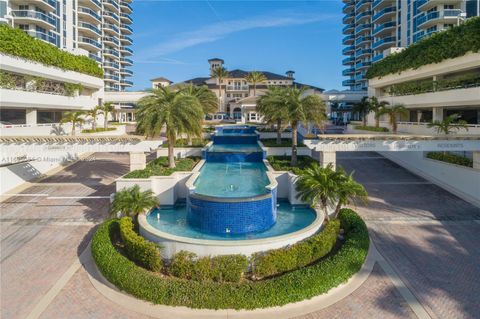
(91, 209, 369, 310)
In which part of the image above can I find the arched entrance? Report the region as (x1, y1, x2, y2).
(233, 107, 242, 121)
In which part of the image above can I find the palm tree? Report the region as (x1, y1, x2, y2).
(369, 96, 389, 128)
(332, 167, 368, 218)
(427, 113, 469, 135)
(110, 185, 159, 219)
(136, 86, 204, 168)
(353, 96, 370, 126)
(100, 102, 115, 129)
(179, 84, 218, 115)
(283, 86, 327, 166)
(379, 104, 408, 133)
(211, 66, 229, 101)
(86, 105, 102, 131)
(256, 86, 289, 145)
(60, 111, 85, 136)
(296, 163, 340, 222)
(245, 71, 267, 96)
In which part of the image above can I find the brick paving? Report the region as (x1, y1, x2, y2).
(2, 151, 480, 319)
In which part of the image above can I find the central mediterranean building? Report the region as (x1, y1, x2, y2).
(0, 0, 134, 92)
(342, 0, 480, 91)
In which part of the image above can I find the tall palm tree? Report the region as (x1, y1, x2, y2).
(136, 86, 204, 168)
(296, 163, 341, 222)
(245, 71, 267, 96)
(353, 96, 370, 126)
(283, 86, 327, 166)
(369, 96, 389, 128)
(86, 105, 102, 131)
(101, 102, 115, 129)
(332, 167, 368, 218)
(179, 84, 218, 115)
(379, 104, 408, 133)
(211, 66, 229, 101)
(427, 113, 469, 135)
(110, 185, 159, 219)
(256, 86, 289, 145)
(60, 111, 85, 136)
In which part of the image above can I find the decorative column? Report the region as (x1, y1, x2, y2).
(432, 107, 444, 122)
(473, 151, 480, 170)
(130, 152, 146, 171)
(318, 151, 336, 169)
(26, 108, 37, 125)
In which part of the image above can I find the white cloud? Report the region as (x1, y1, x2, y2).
(135, 11, 339, 59)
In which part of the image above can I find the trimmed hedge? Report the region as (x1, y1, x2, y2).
(91, 209, 369, 309)
(426, 152, 473, 168)
(354, 125, 389, 132)
(170, 251, 248, 283)
(252, 219, 340, 278)
(366, 17, 480, 79)
(119, 217, 162, 272)
(161, 138, 209, 148)
(0, 25, 103, 78)
(267, 155, 318, 174)
(260, 139, 305, 147)
(81, 127, 116, 133)
(124, 156, 201, 178)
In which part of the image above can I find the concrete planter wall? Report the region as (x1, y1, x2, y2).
(258, 132, 292, 139)
(156, 148, 203, 158)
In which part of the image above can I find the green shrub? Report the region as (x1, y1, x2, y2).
(252, 219, 340, 277)
(118, 217, 162, 272)
(124, 156, 201, 178)
(0, 25, 103, 78)
(267, 155, 317, 174)
(91, 209, 368, 309)
(366, 17, 480, 79)
(260, 139, 305, 147)
(354, 125, 389, 132)
(426, 152, 473, 168)
(170, 251, 248, 283)
(81, 127, 117, 133)
(161, 138, 209, 148)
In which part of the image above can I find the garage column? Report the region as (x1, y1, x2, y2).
(130, 152, 146, 171)
(318, 151, 336, 169)
(26, 108, 37, 125)
(473, 151, 480, 170)
(432, 107, 444, 122)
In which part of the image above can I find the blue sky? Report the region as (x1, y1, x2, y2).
(130, 1, 344, 91)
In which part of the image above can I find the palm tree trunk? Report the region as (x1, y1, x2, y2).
(334, 201, 342, 220)
(276, 119, 282, 145)
(392, 115, 397, 134)
(363, 112, 367, 127)
(253, 84, 256, 97)
(71, 121, 76, 136)
(93, 116, 97, 131)
(291, 122, 298, 167)
(104, 112, 108, 129)
(167, 129, 176, 168)
(375, 114, 379, 128)
(322, 203, 330, 222)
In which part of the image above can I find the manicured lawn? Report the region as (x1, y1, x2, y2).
(161, 138, 209, 148)
(261, 139, 305, 147)
(124, 157, 201, 178)
(267, 155, 317, 173)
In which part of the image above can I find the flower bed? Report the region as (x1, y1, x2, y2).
(91, 209, 369, 309)
(124, 157, 201, 178)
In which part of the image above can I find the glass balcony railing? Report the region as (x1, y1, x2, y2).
(121, 69, 133, 76)
(372, 36, 396, 49)
(372, 53, 384, 62)
(342, 2, 354, 13)
(342, 57, 355, 65)
(372, 6, 396, 22)
(121, 24, 133, 33)
(373, 21, 396, 35)
(121, 58, 133, 65)
(355, 0, 372, 11)
(121, 46, 133, 54)
(121, 79, 134, 86)
(417, 9, 463, 28)
(89, 53, 102, 62)
(342, 23, 354, 33)
(103, 10, 119, 21)
(342, 68, 355, 76)
(103, 23, 120, 33)
(342, 35, 355, 44)
(25, 30, 56, 44)
(342, 12, 355, 23)
(104, 61, 120, 69)
(355, 24, 371, 34)
(120, 13, 133, 23)
(356, 48, 372, 57)
(120, 35, 133, 43)
(356, 61, 372, 69)
(342, 79, 355, 86)
(342, 45, 355, 54)
(79, 36, 102, 48)
(355, 35, 372, 45)
(356, 11, 372, 21)
(11, 10, 56, 27)
(103, 49, 120, 57)
(105, 74, 120, 81)
(120, 1, 133, 12)
(78, 22, 101, 35)
(78, 7, 101, 21)
(103, 0, 119, 10)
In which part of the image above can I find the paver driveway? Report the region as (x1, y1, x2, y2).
(1, 151, 479, 319)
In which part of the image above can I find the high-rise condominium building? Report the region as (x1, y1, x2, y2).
(0, 0, 133, 92)
(342, 0, 480, 91)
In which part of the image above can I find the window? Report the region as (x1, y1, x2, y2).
(444, 4, 454, 9)
(19, 5, 29, 10)
(19, 24, 28, 31)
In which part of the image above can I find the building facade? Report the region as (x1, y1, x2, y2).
(342, 0, 480, 91)
(173, 58, 324, 123)
(0, 0, 133, 92)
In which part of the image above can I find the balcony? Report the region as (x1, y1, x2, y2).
(78, 0, 101, 9)
(120, 58, 133, 65)
(103, 10, 119, 23)
(342, 34, 355, 45)
(121, 24, 133, 34)
(342, 2, 354, 14)
(356, 61, 372, 70)
(372, 53, 384, 63)
(103, 36, 120, 46)
(105, 74, 120, 82)
(10, 0, 57, 11)
(356, 11, 372, 24)
(89, 53, 102, 63)
(342, 56, 355, 65)
(103, 49, 120, 57)
(120, 46, 133, 55)
(78, 36, 102, 50)
(418, 0, 459, 12)
(342, 68, 355, 76)
(78, 22, 101, 36)
(343, 12, 355, 24)
(372, 36, 396, 50)
(356, 0, 372, 12)
(356, 35, 372, 46)
(103, 23, 120, 34)
(354, 73, 366, 81)
(356, 48, 372, 59)
(343, 45, 355, 55)
(104, 61, 120, 69)
(373, 21, 396, 36)
(78, 7, 101, 23)
(342, 23, 354, 35)
(121, 69, 133, 76)
(417, 9, 464, 30)
(355, 24, 372, 35)
(342, 79, 355, 87)
(11, 10, 56, 29)
(103, 0, 119, 10)
(120, 79, 134, 86)
(120, 35, 133, 45)
(226, 85, 249, 91)
(24, 30, 56, 45)
(372, 6, 396, 23)
(372, 0, 394, 11)
(120, 13, 133, 24)
(120, 1, 133, 13)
